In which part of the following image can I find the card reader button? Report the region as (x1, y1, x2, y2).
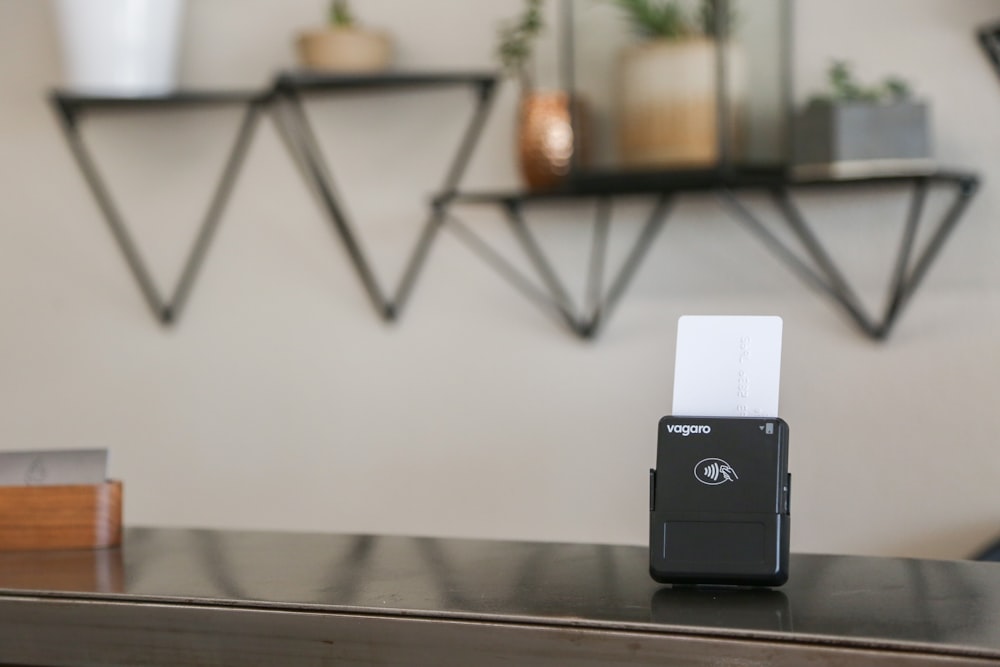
(649, 469, 656, 512)
(784, 473, 791, 514)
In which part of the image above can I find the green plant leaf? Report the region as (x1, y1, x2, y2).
(496, 0, 546, 84)
(883, 76, 913, 102)
(611, 0, 690, 40)
(329, 0, 354, 27)
(820, 60, 916, 104)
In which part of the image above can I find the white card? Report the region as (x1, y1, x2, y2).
(672, 316, 783, 418)
(0, 449, 108, 486)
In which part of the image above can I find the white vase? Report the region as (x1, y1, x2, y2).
(55, 0, 185, 95)
(617, 38, 744, 169)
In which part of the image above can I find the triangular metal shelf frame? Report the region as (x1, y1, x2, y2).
(719, 177, 979, 340)
(445, 172, 979, 341)
(269, 76, 498, 322)
(51, 93, 267, 325)
(443, 195, 675, 339)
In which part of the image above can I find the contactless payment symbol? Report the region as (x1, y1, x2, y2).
(695, 458, 738, 485)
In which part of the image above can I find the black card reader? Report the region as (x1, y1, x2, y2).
(649, 416, 790, 587)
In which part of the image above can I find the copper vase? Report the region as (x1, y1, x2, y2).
(518, 91, 575, 191)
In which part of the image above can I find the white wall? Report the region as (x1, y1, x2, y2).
(1, 0, 999, 559)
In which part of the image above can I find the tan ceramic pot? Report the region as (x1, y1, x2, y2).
(518, 91, 575, 191)
(617, 38, 744, 168)
(296, 27, 392, 73)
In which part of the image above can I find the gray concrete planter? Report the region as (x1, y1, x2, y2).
(793, 100, 933, 179)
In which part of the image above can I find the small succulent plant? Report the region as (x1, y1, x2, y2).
(611, 0, 736, 40)
(813, 60, 914, 104)
(497, 0, 545, 88)
(612, 0, 689, 40)
(329, 0, 354, 28)
(497, 0, 739, 88)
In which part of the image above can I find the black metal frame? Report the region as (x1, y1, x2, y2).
(441, 193, 673, 339)
(271, 72, 498, 321)
(445, 171, 979, 340)
(560, 0, 795, 179)
(50, 91, 269, 324)
(978, 19, 1000, 84)
(50, 82, 980, 343)
(720, 174, 979, 340)
(50, 73, 497, 327)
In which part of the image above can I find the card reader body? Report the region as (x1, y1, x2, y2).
(650, 416, 790, 587)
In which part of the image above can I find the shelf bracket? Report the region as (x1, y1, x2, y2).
(719, 176, 979, 340)
(51, 97, 264, 325)
(445, 194, 674, 339)
(271, 78, 499, 322)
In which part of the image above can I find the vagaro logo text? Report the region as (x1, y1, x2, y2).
(665, 424, 712, 436)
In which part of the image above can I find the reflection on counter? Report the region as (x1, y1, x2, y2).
(0, 547, 124, 594)
(650, 586, 791, 632)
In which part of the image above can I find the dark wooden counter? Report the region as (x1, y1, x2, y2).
(1, 528, 998, 665)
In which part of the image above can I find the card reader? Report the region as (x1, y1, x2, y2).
(649, 416, 790, 587)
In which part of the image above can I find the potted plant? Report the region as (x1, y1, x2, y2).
(54, 0, 185, 95)
(498, 0, 578, 191)
(794, 61, 932, 178)
(297, 0, 393, 73)
(613, 0, 743, 169)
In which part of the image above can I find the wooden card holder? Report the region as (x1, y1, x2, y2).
(0, 481, 122, 551)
